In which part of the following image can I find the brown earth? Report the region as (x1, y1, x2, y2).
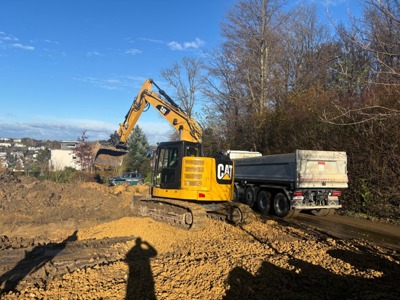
(0, 170, 399, 299)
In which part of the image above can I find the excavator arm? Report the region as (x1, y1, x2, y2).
(113, 78, 202, 147)
(94, 78, 202, 168)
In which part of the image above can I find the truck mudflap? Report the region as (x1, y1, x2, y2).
(291, 205, 342, 210)
(285, 205, 342, 218)
(131, 197, 254, 230)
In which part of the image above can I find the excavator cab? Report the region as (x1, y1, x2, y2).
(151, 140, 234, 202)
(154, 141, 203, 189)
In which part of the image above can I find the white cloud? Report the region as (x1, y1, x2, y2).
(0, 122, 105, 141)
(11, 43, 35, 51)
(86, 51, 104, 57)
(44, 39, 60, 44)
(139, 38, 164, 44)
(0, 118, 170, 145)
(74, 75, 148, 90)
(0, 32, 18, 42)
(125, 48, 142, 55)
(324, 0, 346, 7)
(168, 38, 205, 51)
(74, 76, 126, 90)
(1, 32, 34, 50)
(168, 41, 184, 51)
(184, 38, 205, 49)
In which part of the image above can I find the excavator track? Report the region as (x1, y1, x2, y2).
(132, 197, 254, 230)
(133, 198, 208, 230)
(203, 202, 254, 225)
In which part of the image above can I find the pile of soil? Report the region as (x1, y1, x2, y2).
(0, 171, 399, 299)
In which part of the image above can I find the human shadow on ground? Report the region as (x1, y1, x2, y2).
(0, 230, 78, 295)
(224, 244, 400, 299)
(125, 237, 158, 300)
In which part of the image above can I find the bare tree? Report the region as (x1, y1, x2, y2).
(203, 49, 246, 149)
(220, 0, 287, 113)
(323, 0, 400, 125)
(279, 2, 333, 92)
(204, 0, 290, 151)
(354, 0, 400, 84)
(161, 56, 204, 119)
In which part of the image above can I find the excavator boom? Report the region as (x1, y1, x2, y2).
(93, 78, 202, 169)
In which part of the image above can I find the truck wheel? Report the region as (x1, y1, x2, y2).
(285, 209, 300, 218)
(310, 209, 329, 216)
(244, 186, 256, 208)
(273, 193, 290, 218)
(257, 190, 271, 215)
(326, 208, 335, 216)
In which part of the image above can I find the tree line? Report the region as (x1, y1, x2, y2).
(159, 0, 399, 220)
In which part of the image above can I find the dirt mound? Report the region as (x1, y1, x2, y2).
(0, 170, 21, 185)
(0, 171, 399, 299)
(0, 171, 133, 241)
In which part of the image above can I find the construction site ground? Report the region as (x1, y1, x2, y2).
(0, 170, 399, 299)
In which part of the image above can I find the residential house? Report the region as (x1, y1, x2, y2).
(49, 141, 82, 171)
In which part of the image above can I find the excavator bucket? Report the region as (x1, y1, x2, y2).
(92, 141, 128, 169)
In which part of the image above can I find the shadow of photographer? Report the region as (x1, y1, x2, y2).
(125, 237, 158, 300)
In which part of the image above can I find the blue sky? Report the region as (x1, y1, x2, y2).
(0, 0, 362, 145)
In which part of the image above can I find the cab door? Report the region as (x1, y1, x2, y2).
(155, 144, 182, 189)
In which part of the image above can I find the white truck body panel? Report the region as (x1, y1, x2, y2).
(224, 150, 262, 160)
(232, 150, 348, 189)
(297, 150, 348, 189)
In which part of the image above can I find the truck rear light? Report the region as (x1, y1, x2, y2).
(294, 191, 303, 196)
(332, 191, 341, 197)
(198, 193, 206, 198)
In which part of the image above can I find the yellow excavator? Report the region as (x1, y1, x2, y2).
(94, 78, 252, 229)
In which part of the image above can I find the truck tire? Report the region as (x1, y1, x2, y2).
(310, 209, 330, 216)
(244, 186, 256, 208)
(285, 209, 300, 218)
(257, 190, 271, 215)
(273, 193, 290, 218)
(326, 208, 335, 216)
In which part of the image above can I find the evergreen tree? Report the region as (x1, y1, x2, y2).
(124, 126, 151, 177)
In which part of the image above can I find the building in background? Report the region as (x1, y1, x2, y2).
(49, 141, 81, 171)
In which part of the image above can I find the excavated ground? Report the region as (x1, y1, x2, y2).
(0, 170, 399, 299)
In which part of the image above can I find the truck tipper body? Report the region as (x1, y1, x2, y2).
(229, 150, 348, 218)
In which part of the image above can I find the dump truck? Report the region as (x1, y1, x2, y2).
(228, 149, 348, 218)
